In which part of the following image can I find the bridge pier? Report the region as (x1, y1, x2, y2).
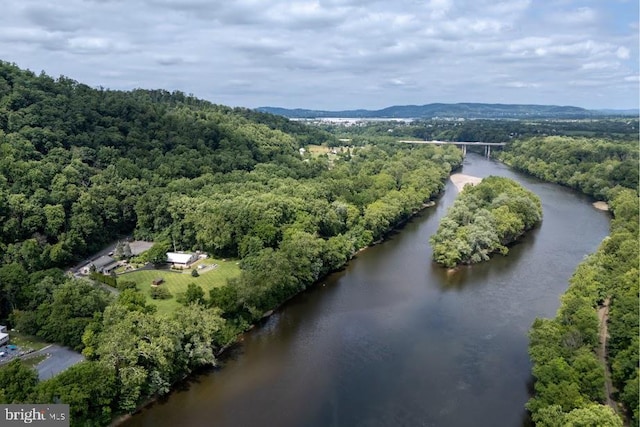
(400, 140, 506, 160)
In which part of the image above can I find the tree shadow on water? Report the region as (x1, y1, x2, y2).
(431, 227, 540, 291)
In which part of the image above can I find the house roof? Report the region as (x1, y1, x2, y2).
(92, 255, 116, 269)
(166, 252, 195, 264)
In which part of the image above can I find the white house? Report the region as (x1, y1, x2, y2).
(0, 325, 8, 346)
(166, 252, 198, 268)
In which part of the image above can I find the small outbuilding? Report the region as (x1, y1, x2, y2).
(151, 278, 164, 287)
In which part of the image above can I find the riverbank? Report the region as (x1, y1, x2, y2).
(111, 183, 447, 427)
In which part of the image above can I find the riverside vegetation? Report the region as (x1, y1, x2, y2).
(499, 137, 638, 426)
(0, 62, 462, 425)
(429, 176, 542, 268)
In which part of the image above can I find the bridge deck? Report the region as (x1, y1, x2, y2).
(400, 140, 507, 146)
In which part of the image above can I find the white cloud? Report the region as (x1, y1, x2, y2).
(485, 0, 531, 16)
(0, 0, 636, 109)
(569, 79, 606, 87)
(504, 81, 541, 88)
(66, 36, 133, 54)
(556, 7, 598, 25)
(616, 46, 631, 59)
(581, 61, 619, 70)
(426, 0, 452, 19)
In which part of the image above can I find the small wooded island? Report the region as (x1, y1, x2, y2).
(430, 176, 542, 268)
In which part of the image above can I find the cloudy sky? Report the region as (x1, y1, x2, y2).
(1, 0, 638, 110)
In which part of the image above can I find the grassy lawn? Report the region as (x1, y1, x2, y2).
(118, 257, 241, 315)
(307, 144, 354, 167)
(9, 332, 50, 352)
(307, 144, 330, 155)
(22, 354, 47, 369)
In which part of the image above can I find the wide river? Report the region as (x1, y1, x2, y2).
(123, 154, 611, 427)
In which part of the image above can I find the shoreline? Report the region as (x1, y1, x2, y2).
(110, 189, 445, 426)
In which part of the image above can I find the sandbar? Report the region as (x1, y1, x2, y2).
(450, 173, 482, 192)
(592, 201, 609, 211)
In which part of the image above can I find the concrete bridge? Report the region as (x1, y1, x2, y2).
(400, 140, 507, 158)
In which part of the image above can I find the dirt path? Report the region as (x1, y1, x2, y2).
(597, 297, 620, 414)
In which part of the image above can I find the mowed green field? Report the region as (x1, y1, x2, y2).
(118, 258, 241, 315)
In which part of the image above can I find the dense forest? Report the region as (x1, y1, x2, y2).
(429, 176, 542, 268)
(500, 138, 638, 425)
(500, 136, 638, 201)
(0, 61, 462, 425)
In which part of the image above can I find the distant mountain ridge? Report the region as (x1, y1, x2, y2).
(257, 103, 638, 119)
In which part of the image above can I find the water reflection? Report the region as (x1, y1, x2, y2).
(435, 226, 539, 290)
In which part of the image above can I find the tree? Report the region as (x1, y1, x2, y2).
(150, 286, 172, 300)
(191, 268, 199, 277)
(114, 241, 124, 259)
(34, 361, 117, 427)
(122, 242, 132, 259)
(171, 304, 224, 372)
(0, 262, 29, 315)
(0, 359, 38, 403)
(92, 305, 182, 411)
(145, 241, 170, 265)
(40, 279, 113, 350)
(183, 283, 205, 305)
(116, 289, 156, 314)
(209, 285, 242, 318)
(564, 404, 623, 427)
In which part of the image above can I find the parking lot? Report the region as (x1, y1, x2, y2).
(0, 343, 85, 380)
(34, 345, 85, 380)
(0, 344, 24, 363)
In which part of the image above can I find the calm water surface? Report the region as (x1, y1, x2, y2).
(123, 154, 611, 427)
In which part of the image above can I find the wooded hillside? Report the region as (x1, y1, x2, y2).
(0, 62, 463, 426)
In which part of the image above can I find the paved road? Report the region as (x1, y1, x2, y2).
(33, 345, 85, 381)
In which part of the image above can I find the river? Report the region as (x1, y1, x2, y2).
(122, 154, 611, 427)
